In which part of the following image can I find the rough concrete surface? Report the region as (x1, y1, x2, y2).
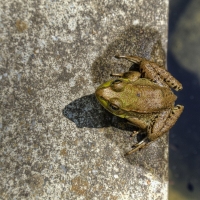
(0, 0, 169, 199)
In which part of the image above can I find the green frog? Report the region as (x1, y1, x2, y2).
(95, 55, 184, 155)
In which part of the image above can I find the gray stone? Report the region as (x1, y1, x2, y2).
(0, 0, 169, 199)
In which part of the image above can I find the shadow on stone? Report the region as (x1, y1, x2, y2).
(62, 93, 136, 132)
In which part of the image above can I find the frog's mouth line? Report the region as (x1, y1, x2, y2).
(95, 91, 108, 110)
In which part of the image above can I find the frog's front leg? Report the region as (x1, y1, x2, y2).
(115, 55, 183, 91)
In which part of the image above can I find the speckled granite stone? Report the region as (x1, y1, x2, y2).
(0, 0, 169, 199)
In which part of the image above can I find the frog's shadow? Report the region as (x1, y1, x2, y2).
(62, 93, 137, 131)
(63, 25, 167, 172)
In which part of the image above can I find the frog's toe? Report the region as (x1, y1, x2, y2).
(114, 55, 142, 64)
(125, 137, 149, 156)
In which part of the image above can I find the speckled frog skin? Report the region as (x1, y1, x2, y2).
(95, 55, 184, 155)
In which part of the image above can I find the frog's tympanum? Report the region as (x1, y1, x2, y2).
(95, 55, 184, 155)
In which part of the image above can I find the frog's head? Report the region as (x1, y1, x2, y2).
(95, 78, 130, 118)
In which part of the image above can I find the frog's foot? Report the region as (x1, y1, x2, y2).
(125, 137, 150, 156)
(111, 71, 141, 82)
(131, 130, 140, 137)
(115, 55, 142, 64)
(110, 72, 124, 77)
(147, 105, 184, 141)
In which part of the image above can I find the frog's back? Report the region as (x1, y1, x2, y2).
(122, 79, 177, 113)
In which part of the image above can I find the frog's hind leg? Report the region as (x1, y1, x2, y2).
(147, 105, 184, 141)
(115, 54, 183, 91)
(125, 105, 184, 155)
(140, 61, 183, 91)
(114, 54, 169, 88)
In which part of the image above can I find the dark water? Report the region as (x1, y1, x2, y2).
(168, 0, 200, 199)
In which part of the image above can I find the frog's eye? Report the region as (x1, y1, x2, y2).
(109, 98, 123, 114)
(111, 79, 125, 92)
(112, 79, 122, 85)
(110, 104, 119, 110)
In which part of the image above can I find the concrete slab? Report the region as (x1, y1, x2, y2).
(0, 0, 169, 199)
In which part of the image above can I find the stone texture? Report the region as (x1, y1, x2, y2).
(0, 0, 169, 199)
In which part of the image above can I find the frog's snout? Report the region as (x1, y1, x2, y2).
(95, 87, 102, 99)
(95, 86, 111, 101)
(95, 86, 103, 98)
(95, 87, 109, 109)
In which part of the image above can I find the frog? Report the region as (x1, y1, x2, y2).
(95, 55, 184, 155)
